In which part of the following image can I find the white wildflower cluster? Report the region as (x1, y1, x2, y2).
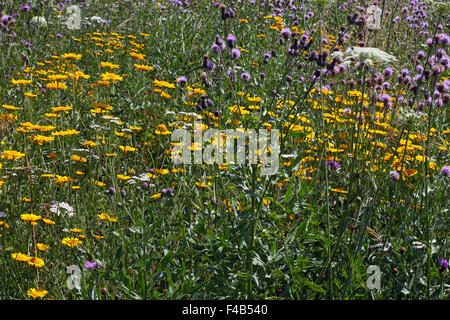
(395, 105, 426, 126)
(49, 202, 76, 217)
(30, 16, 47, 28)
(340, 47, 397, 66)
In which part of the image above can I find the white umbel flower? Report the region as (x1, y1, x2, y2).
(343, 47, 397, 65)
(30, 16, 47, 27)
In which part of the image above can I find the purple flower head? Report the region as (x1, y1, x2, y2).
(226, 34, 236, 48)
(85, 261, 99, 270)
(231, 48, 240, 59)
(281, 28, 291, 39)
(327, 160, 340, 169)
(161, 187, 174, 197)
(241, 71, 251, 81)
(440, 165, 450, 177)
(177, 76, 187, 86)
(383, 67, 393, 77)
(439, 258, 448, 270)
(389, 170, 400, 181)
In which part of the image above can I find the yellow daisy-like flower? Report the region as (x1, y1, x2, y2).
(11, 79, 32, 85)
(155, 124, 172, 135)
(2, 104, 20, 111)
(60, 53, 82, 60)
(27, 256, 45, 268)
(119, 145, 137, 153)
(61, 237, 83, 248)
(21, 213, 42, 223)
(43, 218, 55, 225)
(51, 106, 73, 114)
(151, 193, 162, 200)
(70, 155, 87, 163)
(330, 188, 348, 194)
(92, 179, 106, 187)
(100, 61, 120, 69)
(129, 52, 145, 60)
(30, 135, 55, 145)
(83, 141, 97, 148)
(153, 79, 175, 89)
(101, 72, 123, 82)
(54, 175, 74, 186)
(27, 287, 48, 299)
(2, 150, 25, 160)
(117, 174, 130, 181)
(47, 81, 67, 90)
(36, 243, 50, 251)
(134, 64, 154, 71)
(51, 129, 80, 136)
(11, 252, 32, 262)
(97, 212, 118, 223)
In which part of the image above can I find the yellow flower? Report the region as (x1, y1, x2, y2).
(129, 52, 145, 60)
(101, 72, 123, 82)
(117, 174, 130, 181)
(151, 193, 162, 200)
(97, 212, 118, 223)
(70, 155, 87, 163)
(43, 218, 55, 225)
(83, 141, 97, 148)
(92, 179, 106, 187)
(27, 256, 45, 268)
(68, 70, 91, 80)
(60, 53, 82, 60)
(134, 64, 154, 71)
(2, 150, 25, 160)
(155, 124, 172, 135)
(61, 237, 83, 248)
(51, 129, 80, 136)
(153, 79, 175, 89)
(119, 145, 137, 153)
(27, 287, 48, 299)
(51, 106, 73, 113)
(330, 188, 348, 194)
(11, 79, 32, 85)
(2, 104, 20, 110)
(36, 243, 50, 251)
(31, 135, 55, 145)
(11, 252, 32, 262)
(100, 61, 120, 69)
(47, 81, 67, 90)
(21, 213, 42, 223)
(54, 175, 74, 186)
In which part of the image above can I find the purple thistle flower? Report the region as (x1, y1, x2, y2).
(177, 76, 187, 86)
(389, 170, 400, 181)
(161, 187, 174, 197)
(383, 67, 393, 77)
(281, 28, 291, 39)
(438, 258, 448, 271)
(226, 34, 236, 48)
(231, 48, 240, 59)
(240, 71, 251, 81)
(326, 160, 340, 169)
(440, 165, 450, 177)
(85, 261, 99, 270)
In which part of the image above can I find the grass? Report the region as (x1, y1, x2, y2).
(0, 0, 448, 300)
